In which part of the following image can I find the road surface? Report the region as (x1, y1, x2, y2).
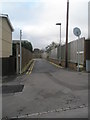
(2, 59, 88, 119)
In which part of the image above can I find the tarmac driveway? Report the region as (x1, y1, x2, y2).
(2, 59, 88, 119)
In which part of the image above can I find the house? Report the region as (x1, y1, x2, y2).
(34, 48, 40, 54)
(33, 48, 42, 58)
(0, 14, 14, 58)
(89, 2, 90, 39)
(0, 14, 16, 76)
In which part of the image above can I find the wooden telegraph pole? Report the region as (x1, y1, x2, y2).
(65, 0, 69, 68)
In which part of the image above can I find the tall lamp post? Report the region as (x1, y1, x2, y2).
(20, 30, 22, 74)
(56, 23, 61, 64)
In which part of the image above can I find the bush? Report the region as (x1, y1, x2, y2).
(21, 41, 33, 52)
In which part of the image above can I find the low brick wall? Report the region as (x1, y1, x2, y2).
(61, 61, 65, 67)
(47, 58, 84, 71)
(48, 58, 59, 65)
(68, 62, 77, 70)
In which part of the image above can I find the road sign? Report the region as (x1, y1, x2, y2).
(73, 27, 81, 72)
(73, 27, 81, 37)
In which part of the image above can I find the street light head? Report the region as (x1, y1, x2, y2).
(67, 0, 69, 2)
(56, 23, 61, 25)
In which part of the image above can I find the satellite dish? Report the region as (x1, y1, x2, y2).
(73, 27, 81, 37)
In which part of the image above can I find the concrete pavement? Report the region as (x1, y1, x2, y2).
(2, 59, 88, 119)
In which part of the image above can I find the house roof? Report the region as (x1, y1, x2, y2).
(0, 14, 14, 32)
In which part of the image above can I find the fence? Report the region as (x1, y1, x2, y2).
(1, 56, 16, 76)
(49, 47, 58, 59)
(15, 44, 32, 73)
(48, 37, 85, 69)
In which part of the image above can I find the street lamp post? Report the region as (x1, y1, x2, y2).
(56, 23, 61, 64)
(16, 44, 19, 74)
(20, 30, 22, 74)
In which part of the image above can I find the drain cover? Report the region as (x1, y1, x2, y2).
(2, 85, 24, 94)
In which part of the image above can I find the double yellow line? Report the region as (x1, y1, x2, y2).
(26, 61, 35, 75)
(49, 61, 63, 68)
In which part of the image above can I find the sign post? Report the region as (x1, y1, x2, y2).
(73, 27, 81, 71)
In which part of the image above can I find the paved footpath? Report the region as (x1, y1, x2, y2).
(2, 59, 88, 119)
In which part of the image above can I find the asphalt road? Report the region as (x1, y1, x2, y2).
(2, 59, 88, 119)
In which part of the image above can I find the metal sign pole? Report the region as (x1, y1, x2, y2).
(60, 24, 61, 64)
(77, 36, 80, 71)
(73, 27, 81, 72)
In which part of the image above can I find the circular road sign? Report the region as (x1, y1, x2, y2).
(73, 27, 81, 37)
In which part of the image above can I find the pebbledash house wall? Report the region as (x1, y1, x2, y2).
(0, 16, 2, 77)
(0, 17, 13, 58)
(0, 15, 16, 76)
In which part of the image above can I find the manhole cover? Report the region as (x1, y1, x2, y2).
(2, 85, 24, 94)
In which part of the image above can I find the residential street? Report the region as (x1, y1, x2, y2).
(2, 59, 88, 119)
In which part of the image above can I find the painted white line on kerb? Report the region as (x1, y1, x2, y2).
(11, 104, 88, 118)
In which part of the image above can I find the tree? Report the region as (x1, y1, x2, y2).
(22, 41, 33, 52)
(12, 40, 33, 57)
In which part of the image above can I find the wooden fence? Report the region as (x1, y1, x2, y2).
(2, 56, 16, 76)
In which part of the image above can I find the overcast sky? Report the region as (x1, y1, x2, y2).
(1, 0, 89, 49)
